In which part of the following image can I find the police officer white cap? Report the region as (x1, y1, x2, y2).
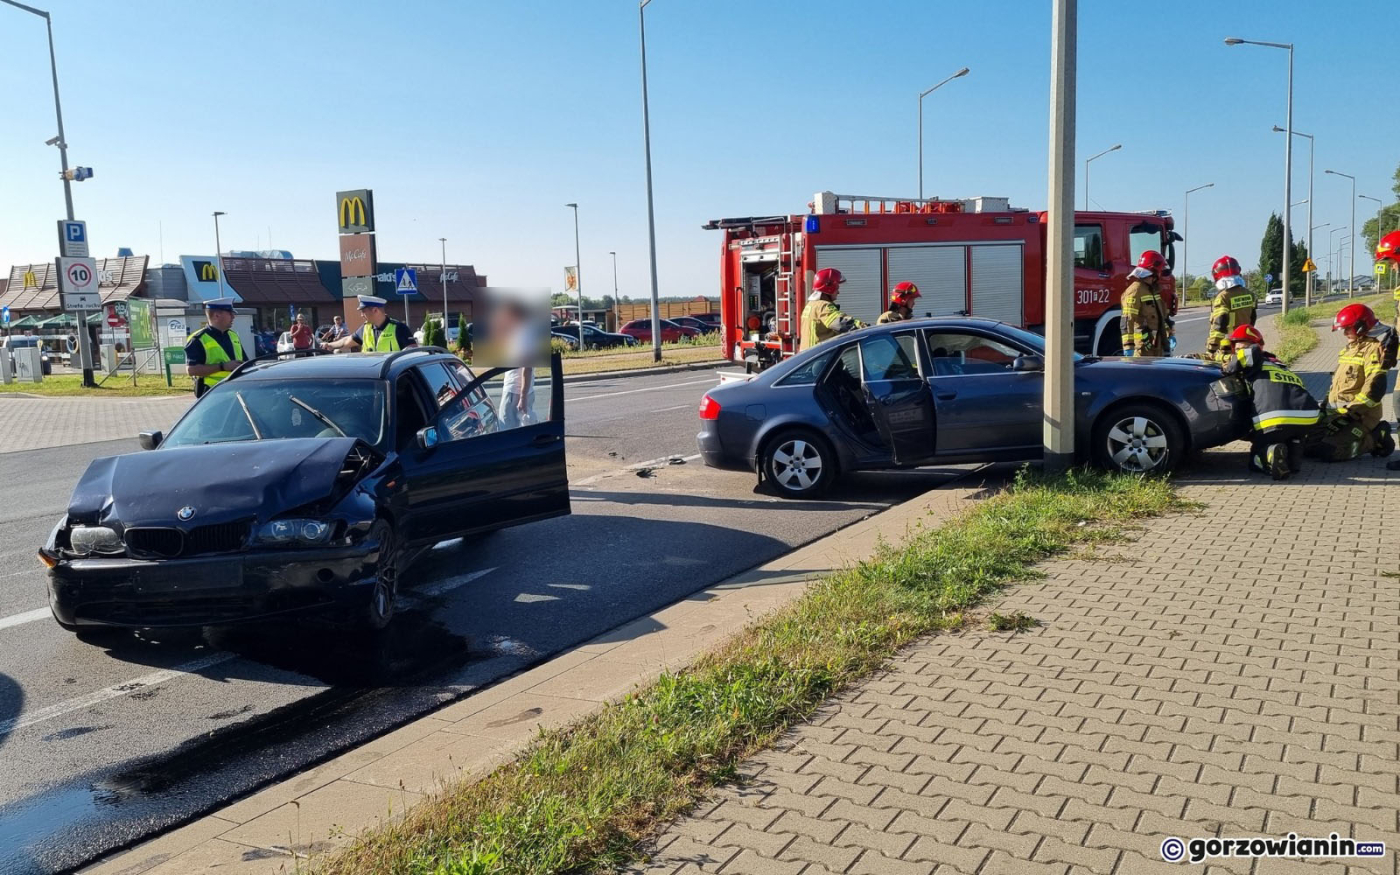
(204, 297, 236, 312)
(356, 295, 388, 310)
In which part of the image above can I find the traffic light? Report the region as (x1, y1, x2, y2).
(59, 167, 94, 182)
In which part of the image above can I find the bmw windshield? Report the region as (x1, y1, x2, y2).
(163, 379, 387, 448)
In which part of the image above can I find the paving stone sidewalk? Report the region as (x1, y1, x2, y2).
(0, 395, 188, 453)
(632, 321, 1400, 875)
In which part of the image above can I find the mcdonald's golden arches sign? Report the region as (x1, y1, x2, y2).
(336, 189, 375, 233)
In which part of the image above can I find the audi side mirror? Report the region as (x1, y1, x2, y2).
(416, 426, 440, 451)
(1012, 355, 1044, 373)
(138, 430, 162, 450)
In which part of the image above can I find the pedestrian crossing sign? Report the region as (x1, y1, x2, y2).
(394, 267, 418, 295)
(1377, 262, 1388, 275)
(1302, 258, 1316, 273)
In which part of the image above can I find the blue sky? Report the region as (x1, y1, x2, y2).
(1, 0, 1395, 299)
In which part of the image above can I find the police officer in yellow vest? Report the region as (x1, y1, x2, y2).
(328, 295, 418, 353)
(184, 298, 247, 398)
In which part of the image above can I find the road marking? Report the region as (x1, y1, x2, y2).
(654, 403, 694, 412)
(0, 607, 51, 631)
(0, 652, 235, 737)
(1173, 314, 1209, 324)
(409, 567, 496, 600)
(573, 453, 702, 486)
(569, 378, 715, 403)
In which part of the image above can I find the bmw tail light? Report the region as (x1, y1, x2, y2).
(698, 395, 721, 420)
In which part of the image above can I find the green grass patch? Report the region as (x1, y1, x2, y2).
(0, 373, 191, 397)
(987, 610, 1040, 632)
(319, 468, 1183, 875)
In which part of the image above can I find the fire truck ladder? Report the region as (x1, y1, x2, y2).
(816, 192, 965, 215)
(774, 230, 796, 341)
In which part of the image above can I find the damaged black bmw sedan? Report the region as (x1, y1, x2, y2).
(40, 349, 569, 638)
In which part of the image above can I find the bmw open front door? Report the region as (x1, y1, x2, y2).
(858, 333, 935, 465)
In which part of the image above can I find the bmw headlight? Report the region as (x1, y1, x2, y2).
(69, 525, 124, 556)
(253, 518, 333, 546)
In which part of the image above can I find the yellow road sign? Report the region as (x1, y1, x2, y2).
(1302, 258, 1316, 273)
(1376, 262, 1388, 275)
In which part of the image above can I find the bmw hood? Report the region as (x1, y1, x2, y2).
(66, 437, 367, 528)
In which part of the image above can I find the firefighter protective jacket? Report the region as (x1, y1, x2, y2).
(1207, 286, 1258, 359)
(1328, 334, 1387, 431)
(876, 309, 906, 325)
(1119, 279, 1168, 356)
(1222, 345, 1321, 435)
(800, 297, 861, 349)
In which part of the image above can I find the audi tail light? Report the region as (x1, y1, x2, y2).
(698, 395, 721, 420)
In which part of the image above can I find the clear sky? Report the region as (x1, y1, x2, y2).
(1, 0, 1395, 299)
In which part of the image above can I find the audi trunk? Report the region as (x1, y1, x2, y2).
(705, 191, 1180, 371)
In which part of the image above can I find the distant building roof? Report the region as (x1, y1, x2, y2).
(219, 257, 338, 306)
(0, 255, 148, 313)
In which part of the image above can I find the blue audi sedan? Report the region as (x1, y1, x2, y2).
(697, 318, 1248, 498)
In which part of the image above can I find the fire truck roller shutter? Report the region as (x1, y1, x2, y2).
(886, 245, 968, 317)
(969, 244, 1024, 326)
(814, 248, 883, 327)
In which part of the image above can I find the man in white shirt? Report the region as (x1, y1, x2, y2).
(499, 302, 543, 429)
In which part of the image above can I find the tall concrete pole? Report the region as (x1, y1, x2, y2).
(1043, 0, 1077, 475)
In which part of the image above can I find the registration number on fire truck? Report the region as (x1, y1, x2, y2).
(1075, 287, 1112, 306)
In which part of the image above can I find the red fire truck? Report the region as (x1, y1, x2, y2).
(705, 191, 1180, 371)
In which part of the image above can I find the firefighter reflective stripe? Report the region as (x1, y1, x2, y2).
(1120, 280, 1166, 355)
(800, 298, 859, 349)
(196, 329, 244, 386)
(1254, 408, 1322, 430)
(1327, 337, 1385, 432)
(1208, 289, 1257, 353)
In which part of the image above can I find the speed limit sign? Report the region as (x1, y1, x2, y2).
(57, 256, 100, 310)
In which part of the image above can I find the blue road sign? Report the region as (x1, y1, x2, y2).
(1, 306, 9, 328)
(394, 268, 418, 296)
(1265, 273, 1274, 284)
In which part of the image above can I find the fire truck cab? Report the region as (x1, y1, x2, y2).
(705, 191, 1179, 371)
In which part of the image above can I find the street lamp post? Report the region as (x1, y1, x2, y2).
(918, 67, 970, 200)
(1043, 0, 1077, 474)
(1360, 194, 1383, 290)
(439, 237, 448, 335)
(1083, 144, 1121, 211)
(1338, 236, 1352, 295)
(566, 204, 584, 350)
(1182, 183, 1214, 302)
(212, 211, 227, 302)
(608, 251, 620, 331)
(639, 0, 662, 363)
(1273, 126, 1314, 304)
(1325, 169, 1356, 297)
(1328, 226, 1347, 295)
(2, 0, 95, 385)
(1226, 38, 1293, 313)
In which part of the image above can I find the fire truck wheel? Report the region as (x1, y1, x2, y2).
(1091, 403, 1185, 475)
(761, 428, 836, 498)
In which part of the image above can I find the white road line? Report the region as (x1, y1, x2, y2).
(410, 567, 496, 600)
(0, 652, 235, 736)
(0, 607, 51, 631)
(569, 377, 716, 403)
(654, 403, 694, 413)
(574, 453, 703, 486)
(1173, 314, 1209, 324)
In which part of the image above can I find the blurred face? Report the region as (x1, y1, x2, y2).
(295, 315, 305, 325)
(206, 309, 234, 331)
(334, 316, 343, 325)
(1344, 325, 1360, 340)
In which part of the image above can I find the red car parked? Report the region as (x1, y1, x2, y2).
(619, 319, 700, 343)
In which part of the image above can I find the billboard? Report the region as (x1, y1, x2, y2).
(128, 298, 156, 350)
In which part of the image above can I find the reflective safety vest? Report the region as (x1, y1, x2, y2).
(193, 328, 244, 388)
(361, 319, 404, 353)
(1223, 345, 1321, 433)
(1207, 287, 1257, 359)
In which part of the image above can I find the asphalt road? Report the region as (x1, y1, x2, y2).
(0, 366, 972, 874)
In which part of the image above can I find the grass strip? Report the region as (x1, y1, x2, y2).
(1272, 293, 1391, 365)
(320, 468, 1184, 875)
(0, 373, 193, 397)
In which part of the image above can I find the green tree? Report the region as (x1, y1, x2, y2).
(421, 317, 446, 349)
(1361, 159, 1400, 258)
(1258, 212, 1307, 293)
(454, 314, 470, 354)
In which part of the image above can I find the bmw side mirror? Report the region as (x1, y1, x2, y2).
(1012, 355, 1044, 373)
(138, 430, 163, 450)
(416, 426, 440, 451)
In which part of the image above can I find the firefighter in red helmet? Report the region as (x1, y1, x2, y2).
(800, 267, 864, 349)
(1378, 229, 1400, 321)
(1206, 255, 1257, 363)
(1304, 303, 1395, 461)
(1120, 251, 1170, 356)
(1221, 324, 1320, 479)
(878, 281, 921, 324)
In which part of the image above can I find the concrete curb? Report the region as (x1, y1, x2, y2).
(79, 465, 996, 875)
(561, 358, 728, 385)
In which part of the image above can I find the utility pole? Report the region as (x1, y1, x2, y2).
(1043, 0, 1077, 475)
(1325, 170, 1357, 298)
(609, 251, 620, 331)
(640, 0, 662, 363)
(566, 204, 583, 350)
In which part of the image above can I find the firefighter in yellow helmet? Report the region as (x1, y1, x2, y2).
(800, 268, 864, 349)
(1303, 303, 1394, 461)
(877, 282, 921, 324)
(1120, 251, 1170, 356)
(1205, 255, 1257, 363)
